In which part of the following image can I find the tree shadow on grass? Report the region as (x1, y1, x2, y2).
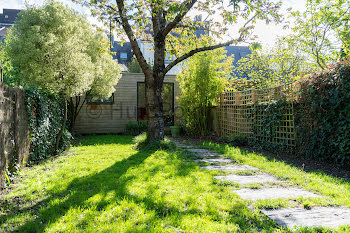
(1, 147, 153, 232)
(75, 134, 134, 146)
(1, 136, 282, 233)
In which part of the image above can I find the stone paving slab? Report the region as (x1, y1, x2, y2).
(214, 174, 278, 185)
(234, 188, 319, 200)
(202, 164, 259, 172)
(187, 148, 212, 153)
(176, 144, 194, 148)
(196, 152, 223, 157)
(262, 207, 350, 228)
(194, 158, 234, 164)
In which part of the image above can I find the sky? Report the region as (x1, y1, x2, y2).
(0, 0, 306, 49)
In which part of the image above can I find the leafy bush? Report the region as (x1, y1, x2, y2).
(26, 88, 72, 162)
(250, 98, 293, 153)
(177, 47, 232, 136)
(295, 61, 350, 165)
(221, 135, 248, 147)
(125, 121, 148, 136)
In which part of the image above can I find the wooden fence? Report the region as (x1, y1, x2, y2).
(217, 84, 296, 151)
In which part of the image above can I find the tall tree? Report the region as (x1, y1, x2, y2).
(234, 38, 313, 89)
(289, 0, 350, 70)
(77, 0, 281, 141)
(5, 1, 122, 151)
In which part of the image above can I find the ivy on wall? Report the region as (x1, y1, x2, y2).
(25, 88, 72, 162)
(295, 61, 350, 165)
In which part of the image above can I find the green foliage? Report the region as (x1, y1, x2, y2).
(289, 0, 350, 70)
(234, 40, 310, 90)
(0, 32, 21, 86)
(177, 48, 232, 136)
(250, 99, 293, 153)
(125, 121, 148, 136)
(295, 61, 350, 165)
(221, 135, 248, 147)
(3, 1, 121, 149)
(126, 58, 143, 73)
(25, 88, 72, 162)
(4, 0, 121, 99)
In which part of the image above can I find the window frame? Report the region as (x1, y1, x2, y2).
(136, 82, 175, 126)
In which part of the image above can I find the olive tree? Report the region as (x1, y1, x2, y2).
(5, 1, 122, 151)
(77, 0, 281, 142)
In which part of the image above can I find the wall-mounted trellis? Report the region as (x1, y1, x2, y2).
(217, 84, 296, 152)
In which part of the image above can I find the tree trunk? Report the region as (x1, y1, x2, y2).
(55, 97, 68, 153)
(68, 98, 75, 132)
(145, 71, 165, 141)
(145, 37, 166, 142)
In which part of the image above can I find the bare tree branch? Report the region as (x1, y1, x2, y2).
(164, 13, 260, 74)
(115, 0, 151, 76)
(164, 37, 242, 74)
(162, 0, 198, 38)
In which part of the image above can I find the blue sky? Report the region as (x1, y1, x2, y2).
(0, 0, 306, 48)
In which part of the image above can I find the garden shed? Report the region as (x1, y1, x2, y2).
(73, 73, 181, 134)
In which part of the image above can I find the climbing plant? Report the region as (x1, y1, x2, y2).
(295, 61, 350, 165)
(25, 88, 72, 163)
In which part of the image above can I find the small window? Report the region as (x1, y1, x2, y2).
(86, 94, 114, 104)
(4, 15, 8, 19)
(120, 52, 127, 59)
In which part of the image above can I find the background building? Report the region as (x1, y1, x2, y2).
(0, 9, 21, 42)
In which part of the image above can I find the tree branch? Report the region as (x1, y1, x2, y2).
(162, 0, 198, 38)
(164, 12, 259, 74)
(115, 0, 151, 76)
(164, 37, 243, 74)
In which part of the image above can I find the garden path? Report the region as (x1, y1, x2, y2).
(172, 140, 350, 229)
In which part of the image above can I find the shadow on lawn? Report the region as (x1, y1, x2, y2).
(1, 136, 281, 233)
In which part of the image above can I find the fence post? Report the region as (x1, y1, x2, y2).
(252, 89, 258, 104)
(234, 92, 241, 106)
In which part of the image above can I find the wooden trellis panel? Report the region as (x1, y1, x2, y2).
(217, 84, 296, 151)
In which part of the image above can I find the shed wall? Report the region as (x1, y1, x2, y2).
(74, 73, 181, 134)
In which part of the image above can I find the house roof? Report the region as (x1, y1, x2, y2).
(225, 46, 251, 66)
(0, 9, 21, 25)
(0, 26, 9, 36)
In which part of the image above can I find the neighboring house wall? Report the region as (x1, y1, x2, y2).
(74, 73, 181, 134)
(138, 41, 183, 75)
(111, 41, 133, 66)
(0, 9, 21, 25)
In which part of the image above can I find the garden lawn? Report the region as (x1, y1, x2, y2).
(0, 135, 349, 232)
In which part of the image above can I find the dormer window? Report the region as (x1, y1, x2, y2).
(120, 52, 127, 59)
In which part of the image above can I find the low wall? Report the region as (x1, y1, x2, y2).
(0, 83, 31, 187)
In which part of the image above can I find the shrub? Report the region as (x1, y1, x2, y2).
(221, 135, 248, 147)
(125, 121, 148, 136)
(295, 61, 350, 165)
(177, 47, 232, 136)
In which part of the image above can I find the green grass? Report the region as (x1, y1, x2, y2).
(201, 142, 350, 231)
(1, 135, 350, 232)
